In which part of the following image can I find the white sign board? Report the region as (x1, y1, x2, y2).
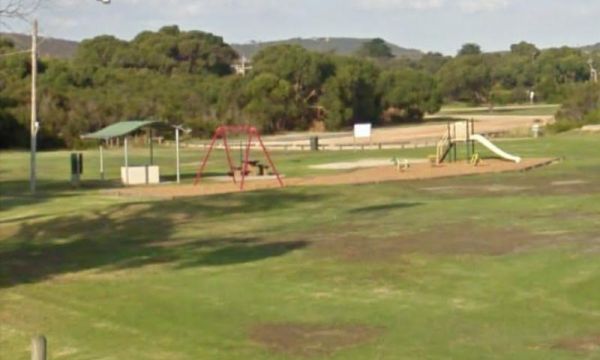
(353, 123, 372, 139)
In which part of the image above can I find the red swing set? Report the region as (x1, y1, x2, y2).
(193, 125, 284, 191)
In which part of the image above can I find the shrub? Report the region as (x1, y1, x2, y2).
(548, 84, 600, 132)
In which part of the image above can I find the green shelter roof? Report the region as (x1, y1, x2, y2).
(82, 120, 161, 140)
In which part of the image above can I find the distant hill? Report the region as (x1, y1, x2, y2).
(1, 33, 422, 60)
(0, 32, 78, 59)
(3, 31, 597, 60)
(232, 37, 423, 59)
(581, 43, 600, 53)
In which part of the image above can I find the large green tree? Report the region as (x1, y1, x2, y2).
(377, 68, 441, 122)
(458, 43, 482, 56)
(76, 26, 238, 75)
(319, 57, 380, 129)
(357, 38, 394, 59)
(251, 45, 334, 128)
(438, 53, 493, 104)
(242, 73, 296, 132)
(0, 38, 30, 148)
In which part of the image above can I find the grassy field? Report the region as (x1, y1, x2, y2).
(1, 133, 599, 359)
(438, 104, 560, 116)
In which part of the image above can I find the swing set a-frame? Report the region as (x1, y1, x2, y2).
(193, 125, 284, 191)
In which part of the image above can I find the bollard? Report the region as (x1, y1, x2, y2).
(31, 335, 46, 360)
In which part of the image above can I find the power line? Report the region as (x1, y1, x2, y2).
(0, 48, 31, 57)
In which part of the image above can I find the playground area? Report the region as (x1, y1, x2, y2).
(108, 157, 558, 199)
(70, 117, 543, 201)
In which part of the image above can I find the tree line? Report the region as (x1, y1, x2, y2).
(0, 26, 598, 148)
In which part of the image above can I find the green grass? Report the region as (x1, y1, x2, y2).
(438, 104, 560, 116)
(1, 133, 600, 359)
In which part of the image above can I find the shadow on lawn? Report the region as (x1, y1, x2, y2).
(161, 171, 231, 183)
(349, 202, 421, 213)
(0, 190, 317, 288)
(1, 190, 80, 214)
(1, 179, 117, 213)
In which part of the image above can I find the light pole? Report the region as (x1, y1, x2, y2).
(28, 1, 111, 194)
(29, 18, 38, 194)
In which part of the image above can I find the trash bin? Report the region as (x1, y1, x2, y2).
(70, 152, 83, 185)
(310, 136, 319, 151)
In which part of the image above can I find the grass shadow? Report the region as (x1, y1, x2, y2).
(349, 202, 421, 213)
(0, 190, 320, 288)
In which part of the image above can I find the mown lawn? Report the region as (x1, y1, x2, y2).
(439, 104, 560, 116)
(1, 133, 599, 359)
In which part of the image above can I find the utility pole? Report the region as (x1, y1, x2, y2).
(30, 19, 38, 194)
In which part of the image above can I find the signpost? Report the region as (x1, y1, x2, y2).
(353, 123, 372, 139)
(353, 123, 372, 149)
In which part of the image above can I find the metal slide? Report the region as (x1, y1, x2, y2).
(470, 134, 521, 163)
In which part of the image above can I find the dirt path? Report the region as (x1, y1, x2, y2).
(105, 158, 558, 199)
(260, 115, 553, 146)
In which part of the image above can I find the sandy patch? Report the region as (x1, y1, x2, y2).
(312, 223, 598, 262)
(261, 115, 553, 146)
(581, 125, 600, 132)
(105, 158, 558, 199)
(313, 225, 547, 261)
(310, 158, 427, 170)
(249, 323, 382, 357)
(551, 180, 588, 186)
(552, 334, 600, 353)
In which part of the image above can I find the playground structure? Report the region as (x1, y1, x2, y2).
(194, 125, 284, 191)
(436, 120, 521, 165)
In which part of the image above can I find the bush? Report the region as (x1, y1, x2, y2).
(548, 84, 600, 132)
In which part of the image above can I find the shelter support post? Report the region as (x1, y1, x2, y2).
(99, 143, 105, 180)
(149, 129, 154, 165)
(124, 136, 129, 184)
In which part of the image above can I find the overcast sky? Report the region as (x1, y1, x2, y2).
(4, 0, 600, 54)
